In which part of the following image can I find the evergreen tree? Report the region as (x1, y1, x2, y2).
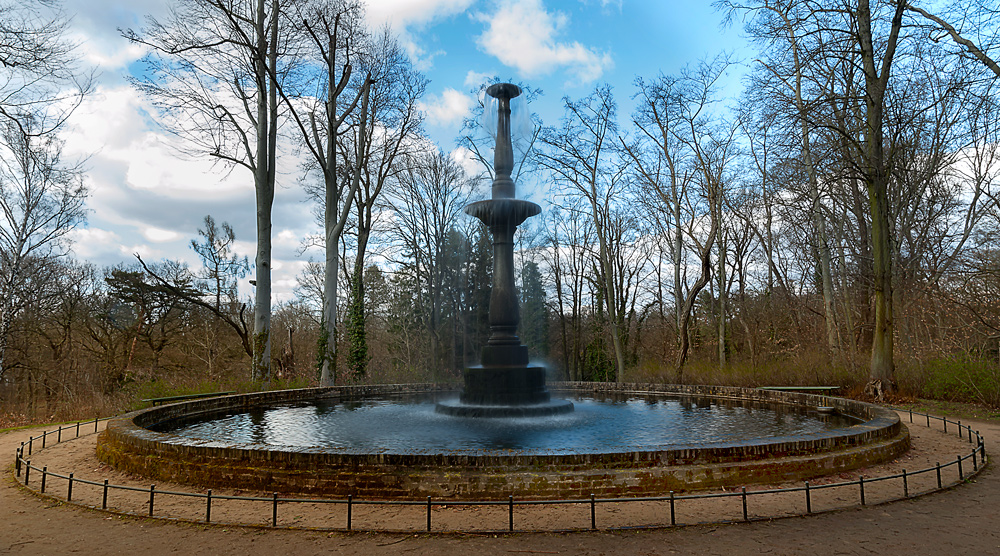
(520, 261, 549, 360)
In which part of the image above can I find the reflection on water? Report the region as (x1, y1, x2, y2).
(150, 393, 860, 455)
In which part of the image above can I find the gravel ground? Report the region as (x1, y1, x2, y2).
(1, 410, 997, 555)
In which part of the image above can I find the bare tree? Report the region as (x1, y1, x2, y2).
(669, 57, 736, 377)
(125, 0, 290, 381)
(627, 74, 695, 348)
(906, 1, 1000, 78)
(342, 28, 426, 379)
(387, 150, 473, 379)
(279, 0, 372, 385)
(722, 0, 840, 350)
(0, 118, 86, 382)
(539, 85, 632, 382)
(0, 0, 93, 136)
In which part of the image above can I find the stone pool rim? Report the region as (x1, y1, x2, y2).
(96, 382, 909, 499)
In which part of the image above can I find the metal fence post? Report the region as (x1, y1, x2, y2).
(148, 485, 155, 517)
(272, 492, 278, 527)
(958, 456, 963, 481)
(103, 479, 108, 510)
(902, 470, 908, 498)
(41, 466, 47, 493)
(28, 437, 32, 456)
(742, 487, 748, 522)
(590, 494, 596, 531)
(859, 476, 865, 506)
(805, 482, 811, 514)
(426, 496, 432, 532)
(669, 491, 676, 526)
(57, 426, 61, 443)
(68, 472, 74, 501)
(95, 417, 99, 433)
(41, 430, 46, 449)
(76, 422, 80, 438)
(936, 462, 942, 489)
(15, 447, 21, 477)
(347, 494, 352, 531)
(24, 461, 30, 485)
(509, 496, 514, 532)
(206, 490, 212, 523)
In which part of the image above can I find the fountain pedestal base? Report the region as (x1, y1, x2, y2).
(435, 353, 574, 417)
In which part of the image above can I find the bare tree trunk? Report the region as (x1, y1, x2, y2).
(550, 229, 571, 379)
(802, 105, 838, 352)
(716, 207, 727, 368)
(675, 222, 717, 379)
(673, 183, 684, 338)
(858, 0, 905, 395)
(250, 0, 279, 383)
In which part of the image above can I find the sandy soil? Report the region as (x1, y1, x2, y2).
(2, 411, 998, 555)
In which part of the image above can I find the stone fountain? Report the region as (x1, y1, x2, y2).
(435, 83, 573, 418)
(94, 84, 908, 503)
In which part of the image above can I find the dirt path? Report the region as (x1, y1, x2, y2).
(2, 413, 998, 555)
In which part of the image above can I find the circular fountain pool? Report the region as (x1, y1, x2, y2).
(149, 393, 860, 455)
(97, 383, 909, 499)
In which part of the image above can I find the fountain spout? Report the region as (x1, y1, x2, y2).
(488, 82, 519, 199)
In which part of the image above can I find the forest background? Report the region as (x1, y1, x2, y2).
(3, 0, 1000, 426)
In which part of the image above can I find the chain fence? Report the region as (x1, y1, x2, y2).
(11, 408, 988, 533)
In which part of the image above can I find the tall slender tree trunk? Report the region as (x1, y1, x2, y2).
(673, 183, 684, 340)
(551, 233, 571, 379)
(772, 3, 839, 352)
(802, 111, 838, 351)
(717, 227, 727, 368)
(317, 57, 371, 386)
(858, 0, 904, 395)
(317, 26, 341, 387)
(675, 204, 719, 380)
(250, 0, 279, 383)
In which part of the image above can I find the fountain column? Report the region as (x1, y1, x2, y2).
(436, 83, 573, 417)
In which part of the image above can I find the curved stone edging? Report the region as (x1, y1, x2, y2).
(94, 383, 909, 499)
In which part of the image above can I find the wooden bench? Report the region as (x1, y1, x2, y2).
(142, 391, 236, 406)
(756, 386, 840, 394)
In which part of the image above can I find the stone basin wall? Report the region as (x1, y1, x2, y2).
(96, 383, 909, 500)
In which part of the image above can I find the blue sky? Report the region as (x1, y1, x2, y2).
(56, 0, 749, 300)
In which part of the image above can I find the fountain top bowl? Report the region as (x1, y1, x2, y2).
(487, 82, 522, 100)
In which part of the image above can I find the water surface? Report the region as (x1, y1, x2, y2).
(151, 393, 859, 455)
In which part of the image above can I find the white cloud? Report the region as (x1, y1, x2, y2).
(593, 0, 623, 10)
(142, 227, 180, 243)
(122, 243, 161, 260)
(63, 86, 252, 200)
(464, 70, 493, 89)
(474, 0, 613, 85)
(450, 145, 484, 178)
(67, 227, 122, 259)
(64, 0, 172, 81)
(365, 0, 476, 70)
(418, 88, 473, 128)
(365, 0, 474, 28)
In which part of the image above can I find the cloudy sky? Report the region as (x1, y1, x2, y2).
(56, 0, 748, 300)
